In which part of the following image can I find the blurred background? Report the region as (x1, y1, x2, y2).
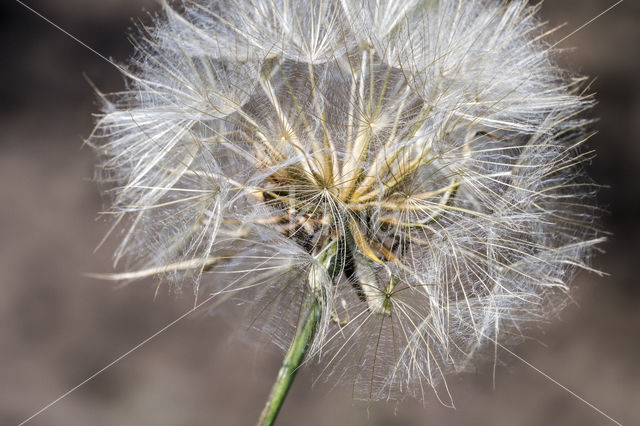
(1, 1, 638, 425)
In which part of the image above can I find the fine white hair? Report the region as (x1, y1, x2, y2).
(92, 0, 603, 404)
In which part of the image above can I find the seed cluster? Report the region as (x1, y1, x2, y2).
(93, 0, 602, 403)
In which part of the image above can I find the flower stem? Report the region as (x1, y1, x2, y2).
(257, 295, 320, 426)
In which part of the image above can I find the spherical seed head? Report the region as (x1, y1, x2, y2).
(92, 0, 603, 404)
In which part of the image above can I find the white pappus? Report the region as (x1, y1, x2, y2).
(91, 0, 604, 407)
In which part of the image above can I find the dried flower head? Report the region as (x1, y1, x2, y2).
(92, 0, 602, 407)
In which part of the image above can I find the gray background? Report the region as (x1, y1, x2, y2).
(1, 1, 638, 425)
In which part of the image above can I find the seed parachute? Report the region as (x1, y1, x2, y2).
(91, 0, 603, 410)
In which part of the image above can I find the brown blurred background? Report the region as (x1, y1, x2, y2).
(1, 1, 638, 425)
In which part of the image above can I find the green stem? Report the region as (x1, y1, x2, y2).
(257, 242, 337, 425)
(257, 296, 320, 426)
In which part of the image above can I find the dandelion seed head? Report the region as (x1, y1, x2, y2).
(92, 0, 602, 404)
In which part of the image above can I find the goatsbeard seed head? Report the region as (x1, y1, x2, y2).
(92, 0, 603, 404)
